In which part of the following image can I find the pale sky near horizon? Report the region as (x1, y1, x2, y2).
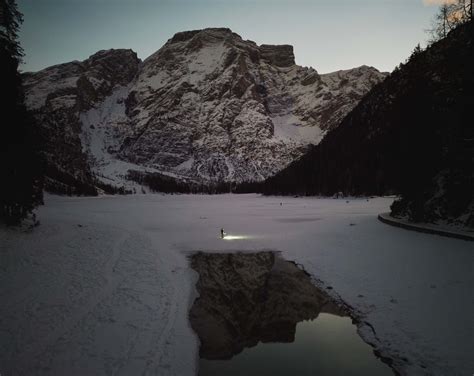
(18, 0, 443, 74)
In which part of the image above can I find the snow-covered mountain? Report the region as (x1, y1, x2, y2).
(24, 28, 386, 193)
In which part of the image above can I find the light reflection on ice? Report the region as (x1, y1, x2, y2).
(222, 235, 253, 240)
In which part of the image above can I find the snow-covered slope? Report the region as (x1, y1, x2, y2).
(24, 28, 386, 192)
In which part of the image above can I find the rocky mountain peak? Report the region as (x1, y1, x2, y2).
(23, 48, 141, 111)
(165, 28, 295, 66)
(86, 49, 141, 78)
(169, 28, 234, 44)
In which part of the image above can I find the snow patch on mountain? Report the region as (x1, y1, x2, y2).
(272, 113, 326, 144)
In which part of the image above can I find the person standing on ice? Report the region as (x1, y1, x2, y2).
(220, 228, 225, 239)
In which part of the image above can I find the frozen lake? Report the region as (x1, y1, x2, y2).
(1, 194, 473, 375)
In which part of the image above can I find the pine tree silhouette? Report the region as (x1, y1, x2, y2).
(0, 0, 43, 225)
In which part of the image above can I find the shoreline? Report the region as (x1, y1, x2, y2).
(378, 213, 474, 242)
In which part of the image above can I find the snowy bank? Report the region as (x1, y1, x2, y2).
(378, 212, 474, 241)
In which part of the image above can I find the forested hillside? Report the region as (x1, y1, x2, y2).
(263, 22, 474, 227)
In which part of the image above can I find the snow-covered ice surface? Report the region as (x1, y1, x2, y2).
(1, 194, 473, 376)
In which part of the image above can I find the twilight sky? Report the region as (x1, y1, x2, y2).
(18, 0, 443, 74)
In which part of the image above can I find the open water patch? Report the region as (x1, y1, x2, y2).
(189, 251, 394, 376)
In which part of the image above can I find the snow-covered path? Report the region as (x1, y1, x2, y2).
(1, 194, 472, 376)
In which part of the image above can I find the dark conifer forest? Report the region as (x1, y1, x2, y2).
(0, 0, 43, 225)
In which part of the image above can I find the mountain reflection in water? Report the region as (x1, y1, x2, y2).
(189, 252, 393, 376)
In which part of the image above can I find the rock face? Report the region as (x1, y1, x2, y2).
(259, 44, 295, 67)
(189, 252, 343, 360)
(24, 28, 386, 192)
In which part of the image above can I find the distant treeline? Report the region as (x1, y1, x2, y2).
(127, 170, 263, 194)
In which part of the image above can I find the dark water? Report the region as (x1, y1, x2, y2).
(190, 252, 393, 376)
(199, 313, 392, 376)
